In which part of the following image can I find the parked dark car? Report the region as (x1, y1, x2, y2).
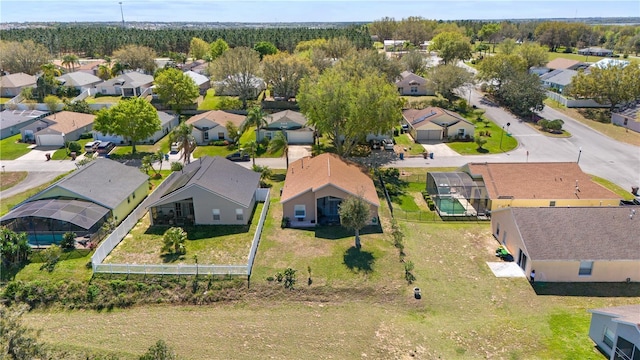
(96, 141, 115, 155)
(226, 151, 250, 162)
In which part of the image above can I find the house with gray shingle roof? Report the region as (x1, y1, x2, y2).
(540, 69, 578, 94)
(589, 305, 640, 359)
(0, 158, 148, 245)
(490, 206, 640, 282)
(257, 110, 314, 145)
(184, 70, 211, 95)
(94, 110, 178, 144)
(0, 73, 37, 97)
(95, 71, 154, 97)
(0, 109, 48, 139)
(402, 107, 475, 141)
(56, 71, 103, 92)
(146, 156, 261, 226)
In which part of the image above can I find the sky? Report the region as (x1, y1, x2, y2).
(0, 0, 638, 23)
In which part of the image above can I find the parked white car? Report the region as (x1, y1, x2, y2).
(382, 139, 395, 150)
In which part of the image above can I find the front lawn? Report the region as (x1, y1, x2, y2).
(85, 95, 122, 104)
(0, 97, 12, 104)
(104, 203, 264, 265)
(0, 171, 27, 191)
(393, 132, 426, 156)
(192, 144, 236, 158)
(0, 134, 31, 160)
(447, 115, 518, 154)
(50, 138, 95, 160)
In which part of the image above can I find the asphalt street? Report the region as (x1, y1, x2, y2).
(1, 90, 639, 196)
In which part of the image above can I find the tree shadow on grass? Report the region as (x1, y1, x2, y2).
(343, 246, 375, 273)
(315, 224, 382, 240)
(160, 252, 186, 263)
(475, 147, 490, 153)
(533, 282, 640, 297)
(146, 224, 249, 239)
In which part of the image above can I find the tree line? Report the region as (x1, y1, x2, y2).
(0, 25, 372, 57)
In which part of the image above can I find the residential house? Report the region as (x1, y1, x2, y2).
(402, 107, 475, 142)
(146, 156, 261, 226)
(29, 111, 95, 147)
(612, 104, 640, 133)
(0, 109, 48, 139)
(578, 47, 614, 56)
(0, 158, 148, 245)
(589, 305, 640, 360)
(540, 69, 577, 94)
(184, 70, 210, 95)
(545, 58, 588, 71)
(395, 71, 435, 96)
(280, 153, 379, 227)
(383, 39, 407, 52)
(0, 73, 37, 97)
(460, 162, 621, 211)
(95, 71, 154, 97)
(19, 117, 56, 143)
(53, 59, 106, 75)
(590, 58, 630, 69)
(490, 206, 640, 282)
(185, 110, 246, 145)
(212, 74, 266, 98)
(94, 111, 178, 144)
(180, 60, 209, 75)
(56, 71, 103, 92)
(257, 110, 314, 144)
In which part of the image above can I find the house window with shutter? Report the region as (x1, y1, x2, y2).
(212, 209, 220, 221)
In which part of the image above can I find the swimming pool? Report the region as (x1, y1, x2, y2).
(435, 197, 467, 215)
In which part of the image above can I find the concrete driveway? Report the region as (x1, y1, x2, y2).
(288, 145, 312, 163)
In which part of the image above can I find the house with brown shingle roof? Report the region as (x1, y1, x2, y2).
(395, 71, 435, 96)
(185, 110, 246, 145)
(461, 162, 621, 211)
(0, 73, 37, 97)
(490, 206, 640, 282)
(402, 107, 475, 142)
(545, 58, 587, 71)
(30, 111, 95, 147)
(280, 153, 379, 227)
(589, 305, 640, 358)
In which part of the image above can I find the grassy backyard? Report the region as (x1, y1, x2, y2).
(198, 89, 243, 110)
(448, 115, 518, 154)
(85, 95, 122, 104)
(0, 134, 32, 160)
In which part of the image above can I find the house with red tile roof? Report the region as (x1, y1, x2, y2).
(280, 153, 379, 227)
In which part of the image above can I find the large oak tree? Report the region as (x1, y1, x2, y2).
(94, 98, 161, 154)
(154, 67, 199, 114)
(210, 47, 261, 109)
(569, 63, 640, 112)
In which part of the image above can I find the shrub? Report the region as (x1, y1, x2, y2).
(60, 231, 76, 251)
(283, 268, 297, 290)
(40, 245, 62, 272)
(66, 141, 81, 153)
(210, 140, 227, 146)
(79, 132, 93, 139)
(170, 161, 183, 171)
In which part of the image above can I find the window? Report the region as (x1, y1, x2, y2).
(212, 209, 220, 221)
(294, 205, 306, 219)
(458, 129, 465, 136)
(218, 132, 225, 140)
(174, 203, 182, 217)
(203, 131, 209, 141)
(579, 261, 593, 276)
(550, 201, 556, 207)
(398, 87, 403, 94)
(496, 223, 500, 236)
(236, 209, 243, 221)
(624, 118, 628, 126)
(603, 327, 615, 349)
(410, 86, 418, 93)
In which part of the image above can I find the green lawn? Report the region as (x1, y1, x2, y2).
(0, 97, 12, 104)
(198, 89, 242, 110)
(12, 249, 93, 283)
(50, 138, 94, 160)
(110, 134, 173, 157)
(85, 95, 122, 104)
(0, 134, 31, 160)
(591, 175, 636, 200)
(105, 203, 263, 265)
(192, 144, 236, 158)
(393, 132, 426, 156)
(447, 115, 518, 154)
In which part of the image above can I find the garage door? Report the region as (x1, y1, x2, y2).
(415, 129, 442, 141)
(37, 134, 64, 147)
(286, 131, 314, 145)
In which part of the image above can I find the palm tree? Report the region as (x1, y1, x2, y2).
(61, 54, 79, 72)
(111, 61, 129, 76)
(268, 131, 289, 168)
(170, 122, 196, 164)
(162, 227, 187, 254)
(245, 140, 258, 166)
(96, 64, 112, 80)
(242, 106, 268, 139)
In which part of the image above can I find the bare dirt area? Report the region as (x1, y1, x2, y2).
(0, 171, 27, 191)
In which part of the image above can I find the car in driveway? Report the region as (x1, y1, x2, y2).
(381, 138, 395, 150)
(96, 141, 115, 156)
(225, 151, 250, 162)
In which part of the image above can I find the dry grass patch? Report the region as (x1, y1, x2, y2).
(0, 171, 27, 191)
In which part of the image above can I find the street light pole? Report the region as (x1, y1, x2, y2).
(577, 147, 582, 164)
(119, 2, 125, 28)
(499, 122, 510, 151)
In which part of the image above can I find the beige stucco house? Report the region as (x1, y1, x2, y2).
(280, 153, 379, 227)
(589, 305, 640, 360)
(395, 71, 434, 96)
(185, 110, 246, 145)
(0, 158, 148, 245)
(0, 72, 37, 97)
(491, 206, 640, 282)
(146, 156, 260, 226)
(95, 71, 154, 97)
(402, 107, 475, 142)
(29, 111, 95, 147)
(461, 162, 621, 211)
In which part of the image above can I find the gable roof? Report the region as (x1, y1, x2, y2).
(157, 111, 177, 126)
(465, 162, 621, 200)
(102, 71, 153, 88)
(184, 70, 210, 86)
(149, 156, 260, 207)
(34, 158, 148, 209)
(36, 111, 95, 135)
(280, 153, 378, 206)
(501, 206, 640, 261)
(539, 69, 577, 86)
(56, 71, 102, 87)
(589, 305, 640, 329)
(402, 107, 473, 129)
(186, 110, 246, 129)
(265, 110, 308, 129)
(396, 71, 426, 85)
(0, 73, 37, 88)
(545, 58, 581, 70)
(0, 109, 48, 130)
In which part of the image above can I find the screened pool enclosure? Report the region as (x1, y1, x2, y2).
(426, 172, 489, 217)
